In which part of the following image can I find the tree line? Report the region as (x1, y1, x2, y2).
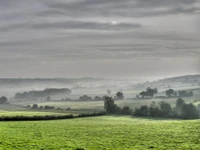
(136, 87, 193, 99)
(104, 96, 200, 119)
(14, 88, 72, 100)
(79, 91, 124, 101)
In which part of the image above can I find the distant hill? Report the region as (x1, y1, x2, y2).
(135, 74, 200, 90)
(0, 78, 105, 88)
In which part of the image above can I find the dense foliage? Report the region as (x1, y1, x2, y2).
(14, 88, 72, 100)
(133, 98, 200, 119)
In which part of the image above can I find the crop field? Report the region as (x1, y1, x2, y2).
(0, 116, 200, 150)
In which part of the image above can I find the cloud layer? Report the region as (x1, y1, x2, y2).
(0, 0, 200, 78)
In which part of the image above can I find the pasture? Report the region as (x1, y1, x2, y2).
(0, 116, 200, 150)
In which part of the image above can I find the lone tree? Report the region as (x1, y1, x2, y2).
(104, 96, 120, 114)
(146, 87, 158, 98)
(116, 92, 124, 100)
(139, 87, 158, 98)
(0, 96, 8, 104)
(166, 89, 177, 98)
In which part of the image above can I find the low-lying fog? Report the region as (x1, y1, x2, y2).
(1, 75, 200, 100)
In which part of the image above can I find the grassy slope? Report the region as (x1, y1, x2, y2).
(0, 116, 200, 150)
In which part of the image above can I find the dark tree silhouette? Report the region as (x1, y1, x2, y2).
(0, 96, 8, 104)
(166, 89, 177, 98)
(116, 92, 124, 100)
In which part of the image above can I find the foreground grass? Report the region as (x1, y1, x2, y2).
(0, 116, 200, 150)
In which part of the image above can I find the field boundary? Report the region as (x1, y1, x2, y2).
(0, 112, 106, 122)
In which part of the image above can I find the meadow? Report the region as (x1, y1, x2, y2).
(0, 116, 200, 150)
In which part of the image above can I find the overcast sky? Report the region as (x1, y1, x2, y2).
(0, 0, 200, 79)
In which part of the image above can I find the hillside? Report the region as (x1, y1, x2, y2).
(135, 74, 200, 91)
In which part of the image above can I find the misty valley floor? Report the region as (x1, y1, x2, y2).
(0, 116, 200, 150)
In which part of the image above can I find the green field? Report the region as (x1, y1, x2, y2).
(0, 116, 200, 150)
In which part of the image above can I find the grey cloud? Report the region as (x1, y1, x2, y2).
(0, 20, 142, 32)
(0, 0, 200, 78)
(44, 0, 200, 18)
(30, 21, 142, 30)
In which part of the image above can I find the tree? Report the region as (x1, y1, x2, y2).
(94, 96, 103, 101)
(104, 96, 120, 114)
(79, 95, 93, 101)
(116, 92, 124, 100)
(134, 105, 149, 116)
(176, 98, 185, 110)
(178, 90, 193, 97)
(139, 91, 146, 98)
(138, 87, 158, 99)
(146, 87, 158, 98)
(32, 104, 38, 109)
(149, 101, 160, 117)
(181, 103, 199, 119)
(0, 96, 8, 104)
(159, 101, 172, 117)
(121, 106, 132, 115)
(166, 89, 176, 98)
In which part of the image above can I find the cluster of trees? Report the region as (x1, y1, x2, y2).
(137, 87, 158, 99)
(0, 96, 8, 104)
(104, 96, 199, 119)
(29, 104, 55, 109)
(134, 98, 199, 119)
(166, 89, 193, 98)
(104, 96, 132, 115)
(178, 90, 193, 97)
(79, 91, 124, 101)
(79, 95, 93, 101)
(14, 88, 72, 100)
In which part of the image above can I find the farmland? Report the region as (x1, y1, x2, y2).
(0, 116, 200, 150)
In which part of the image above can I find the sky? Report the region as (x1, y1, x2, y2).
(0, 0, 200, 79)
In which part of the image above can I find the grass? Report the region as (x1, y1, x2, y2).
(0, 110, 69, 117)
(0, 116, 200, 149)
